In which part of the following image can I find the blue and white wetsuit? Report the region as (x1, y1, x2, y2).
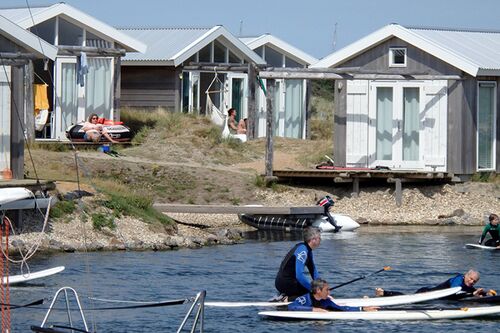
(288, 293, 361, 312)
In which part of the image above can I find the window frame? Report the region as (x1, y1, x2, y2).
(389, 47, 407, 67)
(476, 81, 497, 171)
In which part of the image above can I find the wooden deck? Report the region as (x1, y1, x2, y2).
(153, 204, 323, 215)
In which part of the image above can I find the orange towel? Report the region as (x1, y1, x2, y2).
(34, 84, 49, 111)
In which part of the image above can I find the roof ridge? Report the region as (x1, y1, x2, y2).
(404, 25, 500, 34)
(117, 26, 212, 31)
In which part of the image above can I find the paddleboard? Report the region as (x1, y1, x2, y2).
(3, 266, 65, 285)
(205, 287, 461, 308)
(0, 188, 33, 206)
(460, 295, 500, 304)
(259, 305, 500, 321)
(465, 243, 499, 250)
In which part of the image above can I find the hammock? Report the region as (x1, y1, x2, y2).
(206, 94, 226, 128)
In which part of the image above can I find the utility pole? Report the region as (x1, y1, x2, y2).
(239, 20, 243, 37)
(332, 22, 338, 51)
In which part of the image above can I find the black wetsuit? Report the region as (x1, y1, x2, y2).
(479, 223, 500, 247)
(275, 242, 319, 299)
(382, 274, 478, 300)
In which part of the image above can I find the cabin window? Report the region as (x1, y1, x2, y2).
(254, 46, 264, 57)
(213, 40, 226, 63)
(228, 50, 241, 64)
(30, 18, 56, 44)
(265, 46, 284, 67)
(58, 18, 84, 46)
(198, 44, 211, 62)
(477, 82, 497, 170)
(389, 47, 407, 67)
(285, 56, 304, 68)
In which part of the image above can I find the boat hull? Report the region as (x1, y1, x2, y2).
(238, 213, 360, 232)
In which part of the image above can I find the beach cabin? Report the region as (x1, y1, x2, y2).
(0, 3, 146, 141)
(0, 15, 57, 180)
(240, 34, 318, 139)
(312, 24, 500, 176)
(120, 26, 265, 128)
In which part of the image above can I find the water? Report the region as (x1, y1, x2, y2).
(7, 226, 500, 332)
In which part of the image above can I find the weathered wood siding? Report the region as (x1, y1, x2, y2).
(341, 37, 461, 76)
(498, 77, 500, 173)
(121, 66, 177, 110)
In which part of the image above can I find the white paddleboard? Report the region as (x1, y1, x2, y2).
(205, 287, 461, 308)
(465, 243, 499, 250)
(259, 305, 500, 321)
(3, 266, 65, 285)
(0, 188, 33, 205)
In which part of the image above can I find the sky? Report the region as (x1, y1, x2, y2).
(3, 0, 500, 59)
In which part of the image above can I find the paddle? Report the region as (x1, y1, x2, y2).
(329, 266, 392, 291)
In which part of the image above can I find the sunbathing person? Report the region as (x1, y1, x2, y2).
(82, 113, 118, 143)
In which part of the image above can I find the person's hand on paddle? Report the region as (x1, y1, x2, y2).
(362, 306, 379, 312)
(473, 288, 486, 297)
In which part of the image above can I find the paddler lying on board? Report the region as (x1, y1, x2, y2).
(375, 269, 496, 300)
(478, 213, 500, 248)
(273, 227, 322, 302)
(288, 279, 379, 312)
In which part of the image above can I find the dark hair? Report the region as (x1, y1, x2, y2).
(228, 108, 236, 116)
(489, 213, 499, 222)
(88, 113, 99, 122)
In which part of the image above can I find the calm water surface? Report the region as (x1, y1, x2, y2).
(8, 226, 500, 332)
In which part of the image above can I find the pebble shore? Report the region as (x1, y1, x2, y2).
(7, 182, 499, 253)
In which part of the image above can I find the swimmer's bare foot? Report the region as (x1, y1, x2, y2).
(375, 288, 385, 297)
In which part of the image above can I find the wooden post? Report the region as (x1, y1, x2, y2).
(25, 61, 35, 142)
(394, 178, 402, 207)
(113, 57, 121, 121)
(247, 64, 256, 140)
(265, 79, 277, 183)
(352, 177, 360, 197)
(11, 65, 25, 180)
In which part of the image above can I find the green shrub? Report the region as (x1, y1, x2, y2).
(49, 200, 76, 218)
(91, 213, 115, 230)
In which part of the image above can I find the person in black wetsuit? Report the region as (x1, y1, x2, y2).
(375, 269, 496, 299)
(479, 213, 499, 247)
(274, 227, 322, 301)
(317, 195, 342, 233)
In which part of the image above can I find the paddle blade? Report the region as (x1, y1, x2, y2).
(383, 266, 392, 271)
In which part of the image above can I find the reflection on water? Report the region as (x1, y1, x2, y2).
(7, 226, 500, 333)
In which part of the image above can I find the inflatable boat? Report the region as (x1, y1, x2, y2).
(66, 119, 132, 142)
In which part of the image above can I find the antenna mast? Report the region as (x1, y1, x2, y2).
(332, 22, 338, 51)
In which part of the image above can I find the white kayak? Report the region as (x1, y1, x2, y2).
(205, 287, 461, 308)
(0, 187, 33, 205)
(465, 243, 499, 251)
(259, 305, 500, 321)
(4, 266, 65, 285)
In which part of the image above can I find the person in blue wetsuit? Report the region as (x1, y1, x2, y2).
(274, 227, 322, 301)
(479, 213, 499, 247)
(376, 269, 496, 299)
(289, 279, 378, 312)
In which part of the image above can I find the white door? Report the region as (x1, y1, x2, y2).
(346, 80, 369, 166)
(55, 57, 80, 140)
(188, 71, 200, 114)
(368, 81, 426, 169)
(225, 73, 248, 122)
(422, 81, 447, 171)
(0, 67, 11, 173)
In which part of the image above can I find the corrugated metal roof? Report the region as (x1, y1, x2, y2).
(120, 28, 210, 62)
(406, 26, 500, 71)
